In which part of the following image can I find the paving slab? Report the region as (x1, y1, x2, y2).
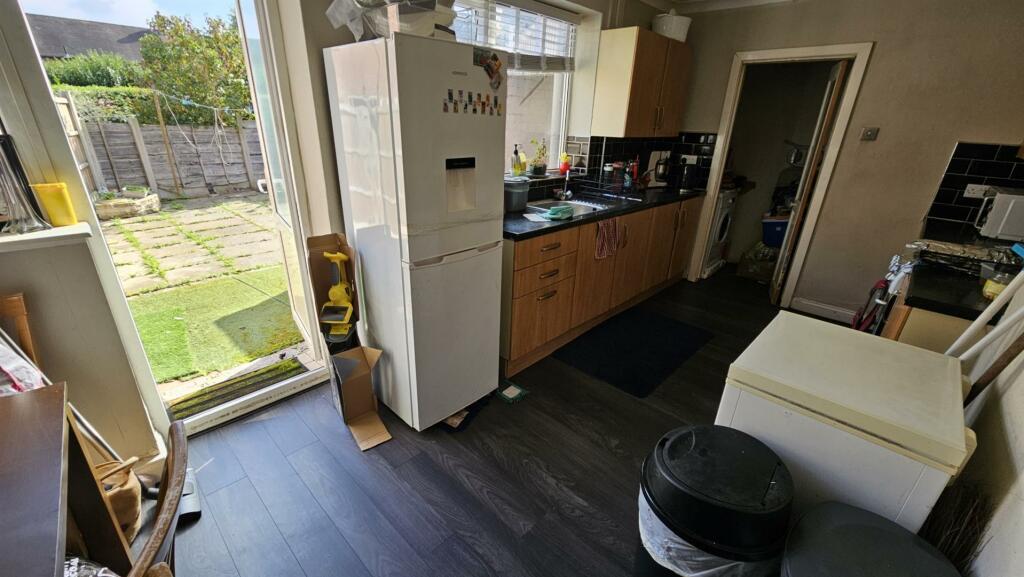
(161, 252, 221, 271)
(122, 275, 167, 296)
(148, 243, 205, 260)
(164, 262, 231, 285)
(220, 239, 280, 259)
(216, 230, 276, 248)
(118, 263, 151, 279)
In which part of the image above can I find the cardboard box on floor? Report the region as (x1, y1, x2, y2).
(306, 233, 391, 451)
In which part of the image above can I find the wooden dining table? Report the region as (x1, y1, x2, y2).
(0, 383, 132, 577)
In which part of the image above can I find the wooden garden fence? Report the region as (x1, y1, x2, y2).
(56, 91, 265, 199)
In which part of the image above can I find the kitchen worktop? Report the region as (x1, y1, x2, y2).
(905, 262, 1000, 323)
(503, 179, 704, 240)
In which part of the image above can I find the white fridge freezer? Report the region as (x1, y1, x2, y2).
(324, 34, 508, 431)
(715, 312, 972, 532)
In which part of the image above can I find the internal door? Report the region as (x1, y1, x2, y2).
(770, 60, 850, 304)
(236, 0, 319, 351)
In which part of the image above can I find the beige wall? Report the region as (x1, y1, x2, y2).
(682, 0, 1024, 312)
(727, 61, 831, 262)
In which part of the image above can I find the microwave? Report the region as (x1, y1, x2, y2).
(977, 187, 1024, 241)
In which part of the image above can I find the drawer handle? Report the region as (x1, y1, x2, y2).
(540, 242, 562, 252)
(536, 290, 558, 301)
(539, 269, 560, 279)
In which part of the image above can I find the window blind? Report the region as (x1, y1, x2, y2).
(451, 0, 576, 72)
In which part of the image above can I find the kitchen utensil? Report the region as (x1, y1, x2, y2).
(0, 148, 49, 234)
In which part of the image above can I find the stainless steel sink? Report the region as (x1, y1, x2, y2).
(526, 197, 611, 217)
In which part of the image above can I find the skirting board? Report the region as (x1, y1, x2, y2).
(790, 297, 856, 324)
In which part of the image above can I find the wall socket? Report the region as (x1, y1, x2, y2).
(964, 184, 991, 198)
(860, 127, 880, 141)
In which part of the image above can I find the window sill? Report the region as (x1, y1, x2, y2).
(0, 222, 92, 255)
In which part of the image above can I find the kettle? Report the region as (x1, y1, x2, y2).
(654, 157, 670, 183)
(680, 164, 699, 191)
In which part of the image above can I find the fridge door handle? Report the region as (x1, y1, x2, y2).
(410, 240, 502, 269)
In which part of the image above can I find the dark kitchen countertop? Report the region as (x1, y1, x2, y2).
(503, 180, 704, 240)
(904, 262, 1000, 323)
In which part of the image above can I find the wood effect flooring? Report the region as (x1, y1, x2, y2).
(176, 269, 777, 577)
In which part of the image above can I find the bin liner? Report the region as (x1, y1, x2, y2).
(638, 493, 780, 577)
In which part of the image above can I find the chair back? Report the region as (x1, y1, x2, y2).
(127, 421, 187, 577)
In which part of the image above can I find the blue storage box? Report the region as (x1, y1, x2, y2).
(762, 216, 790, 248)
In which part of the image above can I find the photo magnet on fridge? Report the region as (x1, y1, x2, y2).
(473, 47, 504, 91)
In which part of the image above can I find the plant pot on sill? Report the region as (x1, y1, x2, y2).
(94, 193, 161, 220)
(530, 164, 548, 177)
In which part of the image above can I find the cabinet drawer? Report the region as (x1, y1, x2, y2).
(509, 277, 575, 359)
(513, 252, 577, 298)
(513, 227, 580, 270)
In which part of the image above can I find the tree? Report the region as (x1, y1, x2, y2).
(140, 13, 253, 126)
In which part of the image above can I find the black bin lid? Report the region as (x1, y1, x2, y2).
(641, 425, 793, 561)
(783, 502, 960, 577)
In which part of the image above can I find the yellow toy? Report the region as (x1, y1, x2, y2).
(321, 251, 354, 344)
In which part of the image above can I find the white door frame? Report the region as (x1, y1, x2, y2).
(688, 42, 873, 309)
(0, 2, 170, 454)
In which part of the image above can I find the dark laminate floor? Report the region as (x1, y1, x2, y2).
(176, 268, 778, 577)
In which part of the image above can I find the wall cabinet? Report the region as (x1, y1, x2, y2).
(590, 27, 693, 138)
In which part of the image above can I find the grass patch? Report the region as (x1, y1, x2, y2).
(112, 218, 166, 279)
(129, 265, 303, 382)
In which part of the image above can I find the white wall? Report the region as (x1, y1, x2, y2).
(726, 61, 831, 262)
(681, 0, 1024, 313)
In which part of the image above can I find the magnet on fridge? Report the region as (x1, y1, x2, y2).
(458, 90, 464, 102)
(489, 107, 494, 116)
(443, 101, 449, 113)
(447, 88, 453, 102)
(463, 102, 469, 113)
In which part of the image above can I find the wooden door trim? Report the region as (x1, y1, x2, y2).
(687, 42, 874, 302)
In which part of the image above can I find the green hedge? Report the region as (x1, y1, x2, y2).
(56, 85, 159, 123)
(45, 51, 144, 88)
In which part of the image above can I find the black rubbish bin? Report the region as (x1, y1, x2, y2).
(782, 502, 960, 577)
(635, 425, 794, 577)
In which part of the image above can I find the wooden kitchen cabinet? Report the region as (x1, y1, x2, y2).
(669, 196, 704, 279)
(571, 221, 617, 327)
(590, 26, 692, 138)
(610, 209, 653, 308)
(642, 201, 681, 290)
(513, 227, 579, 270)
(656, 40, 693, 137)
(509, 277, 575, 359)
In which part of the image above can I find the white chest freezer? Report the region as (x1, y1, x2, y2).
(715, 312, 971, 532)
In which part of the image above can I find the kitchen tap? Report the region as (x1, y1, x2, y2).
(556, 172, 573, 200)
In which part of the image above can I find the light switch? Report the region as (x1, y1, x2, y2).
(860, 127, 880, 141)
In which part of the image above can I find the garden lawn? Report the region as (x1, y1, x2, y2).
(129, 265, 303, 382)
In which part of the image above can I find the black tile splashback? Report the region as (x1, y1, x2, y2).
(587, 132, 718, 190)
(923, 141, 1024, 243)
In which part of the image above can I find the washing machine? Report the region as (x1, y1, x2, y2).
(702, 188, 738, 277)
